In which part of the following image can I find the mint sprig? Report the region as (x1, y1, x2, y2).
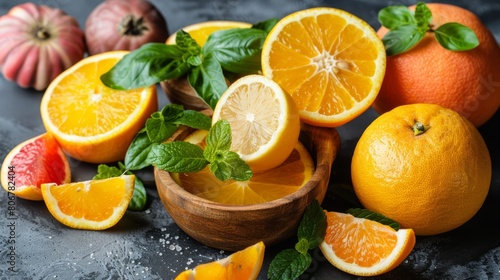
(124, 104, 211, 170)
(93, 162, 147, 211)
(268, 200, 326, 280)
(150, 119, 252, 181)
(101, 19, 277, 109)
(378, 2, 479, 55)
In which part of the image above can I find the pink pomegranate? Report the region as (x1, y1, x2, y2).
(0, 3, 86, 91)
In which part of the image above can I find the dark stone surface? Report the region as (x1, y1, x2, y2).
(1, 0, 499, 279)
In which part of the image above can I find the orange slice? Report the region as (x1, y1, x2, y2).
(175, 241, 265, 280)
(211, 74, 301, 172)
(171, 128, 314, 205)
(40, 51, 158, 163)
(0, 133, 71, 201)
(41, 175, 135, 230)
(261, 7, 386, 127)
(166, 20, 252, 46)
(320, 211, 416, 276)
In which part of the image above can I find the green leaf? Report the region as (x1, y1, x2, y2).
(203, 28, 267, 74)
(208, 159, 232, 181)
(378, 5, 416, 30)
(252, 18, 278, 33)
(267, 249, 312, 280)
(176, 30, 202, 56)
(174, 110, 212, 130)
(161, 104, 185, 121)
(93, 163, 147, 211)
(187, 54, 228, 109)
(382, 24, 426, 56)
(434, 22, 479, 51)
(150, 141, 208, 173)
(124, 131, 157, 170)
(294, 238, 310, 255)
(414, 2, 432, 31)
(205, 120, 232, 151)
(146, 118, 177, 143)
(347, 208, 400, 231)
(219, 150, 252, 181)
(100, 43, 191, 90)
(297, 199, 327, 249)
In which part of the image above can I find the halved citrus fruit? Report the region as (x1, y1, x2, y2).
(166, 20, 252, 46)
(41, 175, 135, 230)
(320, 211, 416, 276)
(261, 7, 386, 127)
(211, 74, 301, 172)
(1, 133, 71, 201)
(171, 128, 313, 205)
(40, 51, 158, 164)
(175, 241, 265, 280)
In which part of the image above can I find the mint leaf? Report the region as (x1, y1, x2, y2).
(175, 30, 202, 56)
(268, 249, 312, 280)
(203, 28, 267, 74)
(205, 119, 231, 152)
(434, 22, 479, 51)
(297, 199, 327, 249)
(146, 117, 177, 143)
(294, 238, 310, 255)
(187, 54, 228, 109)
(150, 141, 207, 173)
(347, 208, 400, 230)
(378, 5, 416, 29)
(174, 110, 212, 130)
(161, 104, 185, 121)
(209, 150, 252, 181)
(93, 162, 147, 211)
(124, 131, 157, 170)
(208, 159, 232, 181)
(382, 24, 425, 56)
(101, 43, 191, 90)
(414, 1, 432, 31)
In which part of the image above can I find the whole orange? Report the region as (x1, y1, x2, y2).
(351, 103, 491, 236)
(373, 3, 500, 127)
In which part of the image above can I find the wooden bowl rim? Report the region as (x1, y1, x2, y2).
(154, 122, 340, 212)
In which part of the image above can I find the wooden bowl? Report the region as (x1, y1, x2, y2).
(154, 123, 340, 251)
(160, 78, 211, 111)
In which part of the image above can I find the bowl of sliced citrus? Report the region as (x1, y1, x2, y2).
(154, 74, 340, 251)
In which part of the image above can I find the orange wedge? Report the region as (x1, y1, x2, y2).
(212, 74, 301, 172)
(40, 51, 158, 163)
(1, 133, 71, 201)
(320, 211, 416, 276)
(166, 20, 252, 46)
(171, 128, 314, 205)
(175, 241, 265, 280)
(261, 7, 386, 127)
(41, 175, 135, 230)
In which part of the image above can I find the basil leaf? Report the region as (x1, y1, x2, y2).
(101, 43, 191, 90)
(205, 120, 231, 151)
(434, 22, 479, 51)
(174, 110, 212, 130)
(187, 54, 228, 109)
(252, 18, 278, 33)
(203, 28, 267, 74)
(297, 199, 327, 249)
(414, 1, 432, 31)
(347, 208, 400, 230)
(382, 24, 425, 56)
(267, 249, 312, 280)
(378, 6, 416, 29)
(150, 141, 208, 172)
(124, 131, 157, 170)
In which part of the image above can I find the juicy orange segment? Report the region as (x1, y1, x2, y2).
(171, 129, 314, 205)
(261, 7, 386, 127)
(212, 74, 301, 172)
(41, 175, 135, 230)
(40, 51, 158, 163)
(320, 211, 415, 276)
(0, 133, 71, 201)
(175, 241, 265, 280)
(166, 21, 252, 46)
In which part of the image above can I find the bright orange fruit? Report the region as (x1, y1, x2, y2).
(1, 133, 71, 201)
(262, 7, 386, 127)
(175, 241, 265, 280)
(320, 211, 415, 276)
